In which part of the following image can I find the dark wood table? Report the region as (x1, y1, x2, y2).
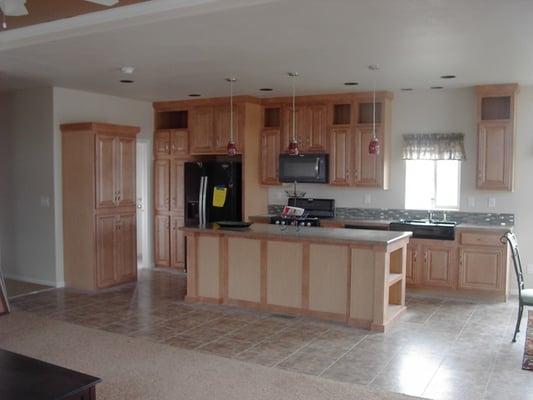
(0, 348, 101, 400)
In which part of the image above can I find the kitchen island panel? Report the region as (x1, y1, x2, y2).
(197, 236, 220, 300)
(266, 241, 303, 309)
(228, 238, 261, 303)
(308, 244, 349, 316)
(349, 248, 376, 329)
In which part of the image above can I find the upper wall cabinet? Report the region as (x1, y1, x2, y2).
(475, 84, 518, 191)
(190, 104, 242, 155)
(155, 130, 188, 158)
(282, 104, 328, 153)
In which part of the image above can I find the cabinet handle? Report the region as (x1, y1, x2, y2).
(413, 251, 417, 264)
(424, 252, 428, 266)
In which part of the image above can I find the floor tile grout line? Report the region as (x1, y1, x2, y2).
(480, 309, 514, 400)
(231, 323, 296, 358)
(271, 328, 332, 369)
(317, 334, 368, 377)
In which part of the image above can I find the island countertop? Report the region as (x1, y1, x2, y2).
(181, 223, 412, 248)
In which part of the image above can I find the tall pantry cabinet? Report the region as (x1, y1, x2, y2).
(62, 122, 139, 290)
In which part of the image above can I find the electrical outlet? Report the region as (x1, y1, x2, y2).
(364, 193, 372, 205)
(488, 197, 496, 208)
(467, 196, 475, 208)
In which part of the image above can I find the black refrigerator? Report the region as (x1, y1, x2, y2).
(184, 161, 242, 226)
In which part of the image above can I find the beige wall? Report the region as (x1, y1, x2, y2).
(269, 87, 533, 287)
(1, 88, 58, 286)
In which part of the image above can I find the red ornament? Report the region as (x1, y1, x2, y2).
(369, 137, 380, 155)
(288, 141, 300, 156)
(227, 141, 237, 156)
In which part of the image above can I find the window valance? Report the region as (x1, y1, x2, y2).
(402, 133, 466, 161)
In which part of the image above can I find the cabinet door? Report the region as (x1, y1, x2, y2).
(260, 129, 280, 185)
(154, 130, 171, 157)
(170, 215, 185, 268)
(282, 106, 308, 153)
(155, 215, 170, 267)
(354, 125, 383, 187)
(406, 243, 419, 285)
(170, 130, 188, 158)
(329, 127, 351, 186)
(116, 136, 136, 207)
(459, 247, 503, 291)
(96, 214, 117, 288)
(170, 160, 184, 213)
(477, 122, 513, 190)
(95, 135, 117, 208)
(422, 245, 455, 288)
(115, 213, 137, 283)
(154, 159, 170, 212)
(190, 106, 214, 154)
(213, 105, 242, 154)
(306, 105, 328, 152)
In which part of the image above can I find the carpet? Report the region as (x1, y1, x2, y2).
(523, 311, 533, 371)
(0, 311, 426, 400)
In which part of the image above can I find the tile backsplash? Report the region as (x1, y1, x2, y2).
(267, 205, 514, 226)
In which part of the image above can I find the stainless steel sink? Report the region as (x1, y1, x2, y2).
(389, 219, 457, 240)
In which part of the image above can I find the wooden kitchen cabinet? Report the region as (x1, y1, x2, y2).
(405, 243, 419, 285)
(282, 106, 308, 153)
(190, 104, 242, 154)
(155, 129, 188, 158)
(329, 127, 352, 186)
(306, 104, 328, 152)
(421, 245, 456, 289)
(154, 159, 170, 212)
(170, 160, 185, 213)
(459, 247, 504, 291)
(475, 84, 518, 191)
(62, 122, 139, 290)
(170, 215, 185, 267)
(260, 128, 281, 185)
(155, 215, 170, 267)
(95, 134, 136, 209)
(354, 125, 385, 187)
(154, 130, 171, 157)
(190, 105, 214, 154)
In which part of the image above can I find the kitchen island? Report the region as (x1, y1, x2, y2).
(182, 224, 412, 332)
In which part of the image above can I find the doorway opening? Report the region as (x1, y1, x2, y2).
(136, 140, 150, 270)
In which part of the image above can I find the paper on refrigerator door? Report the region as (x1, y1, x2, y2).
(213, 186, 227, 207)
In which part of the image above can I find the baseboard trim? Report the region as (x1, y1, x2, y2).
(4, 273, 60, 288)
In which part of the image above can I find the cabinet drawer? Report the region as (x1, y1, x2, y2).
(459, 231, 503, 247)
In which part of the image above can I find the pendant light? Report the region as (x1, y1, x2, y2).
(287, 72, 300, 156)
(368, 64, 380, 155)
(226, 77, 237, 156)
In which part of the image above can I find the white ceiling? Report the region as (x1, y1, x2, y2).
(1, 0, 533, 101)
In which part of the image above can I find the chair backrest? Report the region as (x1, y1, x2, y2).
(501, 232, 525, 298)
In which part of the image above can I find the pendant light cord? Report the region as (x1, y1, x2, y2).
(372, 68, 376, 140)
(230, 79, 234, 143)
(292, 75, 296, 142)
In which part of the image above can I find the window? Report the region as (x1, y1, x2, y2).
(405, 160, 460, 210)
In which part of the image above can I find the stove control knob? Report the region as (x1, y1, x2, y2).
(275, 220, 280, 225)
(307, 222, 312, 226)
(281, 221, 286, 225)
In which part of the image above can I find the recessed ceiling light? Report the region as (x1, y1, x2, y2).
(431, 86, 443, 89)
(259, 88, 273, 92)
(188, 93, 201, 97)
(120, 79, 134, 84)
(401, 88, 413, 91)
(440, 75, 456, 79)
(120, 66, 135, 75)
(344, 82, 358, 86)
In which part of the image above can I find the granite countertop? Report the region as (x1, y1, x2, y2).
(182, 224, 412, 247)
(249, 215, 513, 232)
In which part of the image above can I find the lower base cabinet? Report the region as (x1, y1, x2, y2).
(422, 245, 456, 289)
(459, 247, 504, 291)
(96, 212, 137, 288)
(155, 214, 185, 269)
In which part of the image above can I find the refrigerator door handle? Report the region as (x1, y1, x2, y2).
(202, 176, 208, 226)
(199, 176, 205, 226)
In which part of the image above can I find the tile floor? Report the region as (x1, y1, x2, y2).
(10, 269, 532, 400)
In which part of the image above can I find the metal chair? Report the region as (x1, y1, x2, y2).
(501, 232, 533, 342)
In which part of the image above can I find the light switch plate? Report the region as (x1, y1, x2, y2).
(528, 264, 533, 274)
(364, 193, 372, 205)
(467, 196, 475, 208)
(488, 197, 496, 208)
(40, 196, 50, 208)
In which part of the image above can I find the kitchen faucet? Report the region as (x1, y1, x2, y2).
(427, 210, 433, 223)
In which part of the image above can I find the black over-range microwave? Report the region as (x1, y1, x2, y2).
(279, 154, 329, 183)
